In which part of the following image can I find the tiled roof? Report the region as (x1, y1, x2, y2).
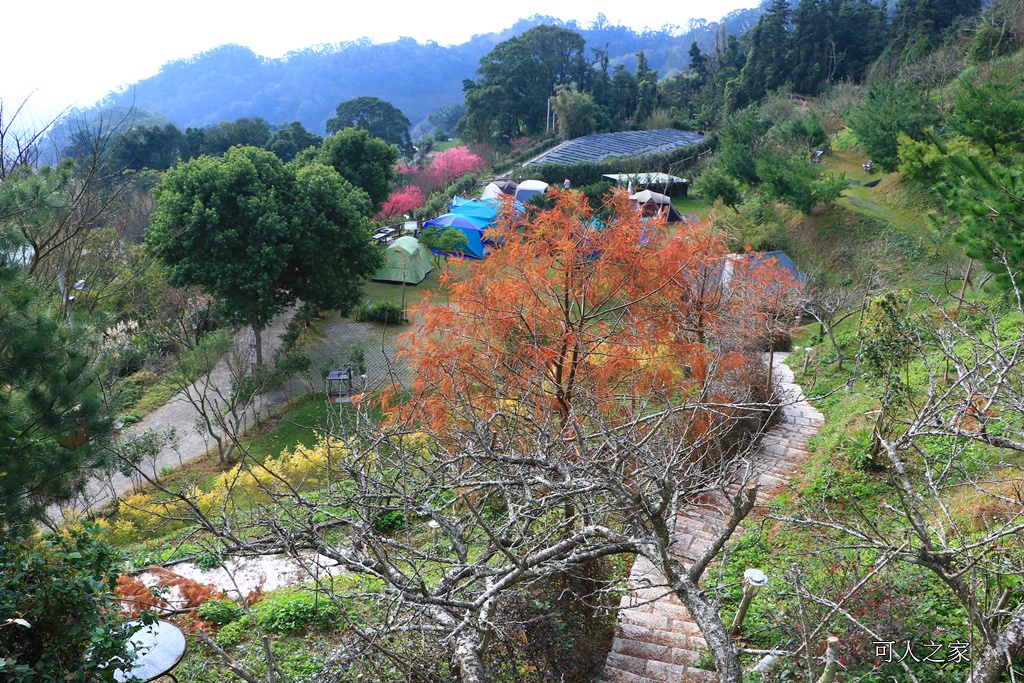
(524, 129, 705, 166)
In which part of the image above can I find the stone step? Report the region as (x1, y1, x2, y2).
(599, 355, 821, 683)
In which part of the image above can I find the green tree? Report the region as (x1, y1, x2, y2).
(147, 146, 383, 363)
(0, 524, 137, 681)
(633, 51, 659, 123)
(699, 167, 742, 211)
(552, 85, 598, 140)
(461, 25, 591, 143)
(299, 127, 398, 214)
(950, 65, 1024, 157)
(199, 117, 273, 156)
(107, 123, 185, 171)
(326, 97, 413, 156)
(739, 0, 795, 102)
(756, 149, 846, 213)
(265, 121, 322, 162)
(419, 223, 469, 266)
(719, 108, 773, 184)
(609, 64, 638, 125)
(427, 104, 466, 137)
(891, 0, 981, 53)
(0, 225, 112, 527)
(846, 81, 939, 171)
(945, 148, 1024, 293)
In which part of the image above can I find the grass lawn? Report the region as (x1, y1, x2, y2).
(672, 194, 717, 221)
(238, 393, 332, 461)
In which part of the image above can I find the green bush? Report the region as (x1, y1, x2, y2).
(254, 588, 338, 633)
(197, 598, 246, 625)
(372, 510, 408, 533)
(354, 301, 405, 325)
(0, 524, 138, 683)
(216, 617, 253, 648)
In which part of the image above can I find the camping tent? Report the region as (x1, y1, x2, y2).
(481, 181, 518, 200)
(630, 190, 685, 224)
(422, 214, 487, 259)
(372, 236, 434, 284)
(514, 179, 549, 203)
(449, 196, 499, 228)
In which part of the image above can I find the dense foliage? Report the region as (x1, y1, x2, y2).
(146, 145, 383, 362)
(0, 525, 137, 681)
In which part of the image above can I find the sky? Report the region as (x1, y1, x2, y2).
(4, 0, 759, 130)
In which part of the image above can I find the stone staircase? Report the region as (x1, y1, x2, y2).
(597, 355, 824, 683)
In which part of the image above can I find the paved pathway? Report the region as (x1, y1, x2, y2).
(63, 310, 298, 520)
(597, 354, 824, 683)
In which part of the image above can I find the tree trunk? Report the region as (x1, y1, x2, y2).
(253, 324, 263, 366)
(673, 580, 745, 683)
(453, 630, 488, 683)
(969, 606, 1024, 683)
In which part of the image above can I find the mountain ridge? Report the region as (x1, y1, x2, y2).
(82, 10, 765, 136)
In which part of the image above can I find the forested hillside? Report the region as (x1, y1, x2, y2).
(82, 11, 763, 135)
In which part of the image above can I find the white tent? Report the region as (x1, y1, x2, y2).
(514, 180, 549, 203)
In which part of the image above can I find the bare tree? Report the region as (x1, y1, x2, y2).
(803, 283, 860, 369)
(117, 364, 778, 682)
(784, 262, 1024, 683)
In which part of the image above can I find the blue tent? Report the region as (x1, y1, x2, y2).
(422, 214, 487, 259)
(449, 197, 497, 228)
(449, 196, 524, 229)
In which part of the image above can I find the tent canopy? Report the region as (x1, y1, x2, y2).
(630, 190, 685, 224)
(372, 236, 434, 284)
(449, 196, 499, 228)
(481, 181, 518, 200)
(514, 179, 549, 203)
(422, 214, 486, 259)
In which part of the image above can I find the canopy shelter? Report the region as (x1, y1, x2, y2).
(372, 236, 434, 284)
(630, 189, 685, 224)
(422, 214, 487, 259)
(449, 196, 499, 228)
(481, 180, 519, 200)
(514, 179, 549, 204)
(604, 172, 690, 197)
(720, 251, 809, 287)
(450, 196, 524, 228)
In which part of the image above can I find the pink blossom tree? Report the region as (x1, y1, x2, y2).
(426, 146, 485, 191)
(376, 185, 424, 221)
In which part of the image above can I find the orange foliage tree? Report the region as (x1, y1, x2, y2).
(371, 189, 801, 682)
(399, 189, 766, 430)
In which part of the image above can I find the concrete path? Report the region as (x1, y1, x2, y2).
(63, 310, 297, 520)
(597, 354, 824, 683)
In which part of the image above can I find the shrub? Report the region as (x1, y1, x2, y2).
(372, 510, 408, 533)
(216, 617, 252, 647)
(254, 588, 338, 633)
(197, 598, 246, 625)
(354, 301, 405, 325)
(0, 524, 137, 682)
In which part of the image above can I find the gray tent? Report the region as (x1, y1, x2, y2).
(373, 236, 433, 284)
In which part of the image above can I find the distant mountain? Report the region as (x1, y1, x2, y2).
(75, 9, 765, 139)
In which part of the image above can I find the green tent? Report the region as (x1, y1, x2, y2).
(372, 236, 434, 284)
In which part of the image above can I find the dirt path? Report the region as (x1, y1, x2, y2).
(597, 354, 824, 683)
(63, 310, 297, 520)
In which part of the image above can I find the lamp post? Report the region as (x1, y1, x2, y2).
(730, 568, 768, 636)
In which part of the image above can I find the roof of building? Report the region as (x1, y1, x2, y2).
(603, 172, 688, 185)
(524, 129, 705, 166)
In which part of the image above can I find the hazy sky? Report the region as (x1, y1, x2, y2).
(5, 0, 758, 128)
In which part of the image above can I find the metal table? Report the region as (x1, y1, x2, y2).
(114, 620, 187, 682)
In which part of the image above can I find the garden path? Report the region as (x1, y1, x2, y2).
(65, 309, 298, 520)
(597, 354, 824, 683)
